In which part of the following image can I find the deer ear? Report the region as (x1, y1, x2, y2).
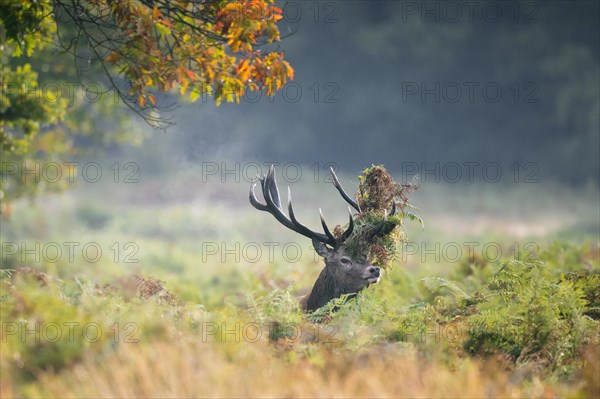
(312, 239, 334, 258)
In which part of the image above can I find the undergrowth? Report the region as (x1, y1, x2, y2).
(1, 243, 598, 397)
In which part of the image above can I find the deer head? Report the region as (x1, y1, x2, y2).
(250, 165, 396, 311)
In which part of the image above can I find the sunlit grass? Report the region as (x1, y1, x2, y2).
(1, 175, 599, 398)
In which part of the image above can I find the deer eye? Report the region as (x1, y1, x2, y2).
(340, 257, 352, 266)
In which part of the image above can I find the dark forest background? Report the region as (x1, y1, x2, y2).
(149, 1, 599, 185)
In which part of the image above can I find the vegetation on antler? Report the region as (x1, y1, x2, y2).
(344, 165, 420, 268)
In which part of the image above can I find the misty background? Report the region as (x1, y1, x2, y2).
(119, 0, 600, 186)
(4, 0, 599, 271)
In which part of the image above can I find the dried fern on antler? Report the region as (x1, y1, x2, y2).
(344, 165, 421, 269)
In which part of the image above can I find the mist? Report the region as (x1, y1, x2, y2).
(122, 1, 600, 187)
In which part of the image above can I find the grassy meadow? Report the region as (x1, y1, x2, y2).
(1, 165, 599, 398)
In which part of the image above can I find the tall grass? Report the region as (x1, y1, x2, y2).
(1, 175, 598, 398)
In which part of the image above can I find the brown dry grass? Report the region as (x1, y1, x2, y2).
(12, 339, 578, 398)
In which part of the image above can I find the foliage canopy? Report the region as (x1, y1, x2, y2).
(0, 0, 293, 206)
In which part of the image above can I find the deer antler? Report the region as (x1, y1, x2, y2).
(329, 167, 361, 213)
(330, 165, 399, 240)
(250, 165, 354, 247)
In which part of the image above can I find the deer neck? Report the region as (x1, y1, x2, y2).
(305, 263, 357, 311)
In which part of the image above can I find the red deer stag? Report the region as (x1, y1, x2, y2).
(250, 165, 396, 311)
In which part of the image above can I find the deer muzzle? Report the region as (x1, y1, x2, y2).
(365, 266, 381, 284)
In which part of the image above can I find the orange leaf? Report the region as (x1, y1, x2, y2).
(158, 18, 172, 28)
(284, 61, 294, 80)
(152, 5, 160, 20)
(105, 51, 121, 64)
(270, 6, 283, 21)
(183, 67, 198, 81)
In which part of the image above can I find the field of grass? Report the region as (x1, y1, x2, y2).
(1, 168, 599, 398)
